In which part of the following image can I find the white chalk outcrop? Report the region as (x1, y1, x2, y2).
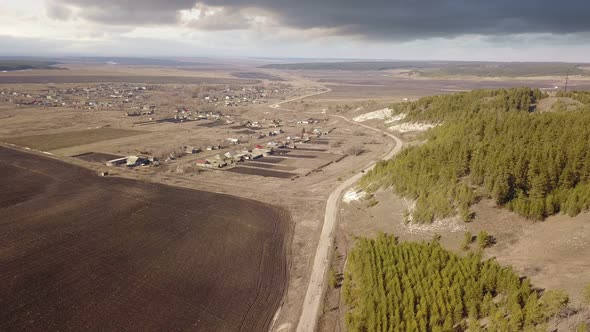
(353, 108, 392, 122)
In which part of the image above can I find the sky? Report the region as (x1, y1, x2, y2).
(0, 0, 589, 61)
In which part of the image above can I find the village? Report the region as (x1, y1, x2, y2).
(0, 82, 298, 112)
(94, 119, 334, 180)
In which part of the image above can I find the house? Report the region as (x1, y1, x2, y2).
(185, 146, 201, 154)
(208, 155, 228, 168)
(126, 155, 149, 167)
(253, 148, 272, 157)
(227, 138, 240, 145)
(196, 159, 212, 168)
(249, 151, 263, 159)
(224, 151, 244, 162)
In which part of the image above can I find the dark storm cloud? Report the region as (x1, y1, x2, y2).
(49, 0, 590, 40)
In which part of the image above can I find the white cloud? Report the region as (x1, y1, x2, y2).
(0, 1, 588, 61)
(180, 5, 252, 30)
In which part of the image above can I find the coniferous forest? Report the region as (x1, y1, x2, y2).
(343, 234, 553, 331)
(360, 89, 590, 222)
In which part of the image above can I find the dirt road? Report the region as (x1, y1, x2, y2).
(266, 83, 402, 332)
(295, 116, 402, 332)
(269, 88, 332, 111)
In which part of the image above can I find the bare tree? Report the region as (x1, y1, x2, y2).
(344, 144, 364, 156)
(330, 140, 343, 148)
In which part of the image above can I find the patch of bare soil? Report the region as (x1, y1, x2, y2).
(71, 152, 122, 163)
(226, 166, 296, 178)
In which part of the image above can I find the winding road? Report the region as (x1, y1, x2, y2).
(268, 86, 403, 332)
(295, 116, 402, 332)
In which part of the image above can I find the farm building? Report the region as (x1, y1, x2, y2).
(106, 157, 127, 166)
(126, 155, 149, 167)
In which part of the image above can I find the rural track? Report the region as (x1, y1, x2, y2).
(267, 87, 403, 331)
(295, 115, 402, 332)
(268, 88, 332, 111)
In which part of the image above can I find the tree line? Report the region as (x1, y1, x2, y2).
(360, 88, 590, 222)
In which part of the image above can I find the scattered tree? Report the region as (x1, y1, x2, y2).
(328, 269, 338, 289)
(540, 289, 569, 319)
(344, 144, 364, 156)
(477, 230, 492, 249)
(462, 231, 473, 250)
(583, 282, 590, 307)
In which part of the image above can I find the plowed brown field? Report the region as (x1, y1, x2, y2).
(0, 146, 290, 331)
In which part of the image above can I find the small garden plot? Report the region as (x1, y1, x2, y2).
(243, 162, 297, 171)
(291, 147, 327, 152)
(227, 167, 296, 179)
(196, 120, 225, 128)
(235, 129, 257, 135)
(135, 118, 197, 125)
(279, 154, 317, 159)
(250, 157, 285, 164)
(71, 152, 122, 163)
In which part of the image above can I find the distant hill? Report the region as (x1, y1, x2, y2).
(261, 61, 590, 77)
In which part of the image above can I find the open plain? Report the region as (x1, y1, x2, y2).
(2, 58, 590, 331)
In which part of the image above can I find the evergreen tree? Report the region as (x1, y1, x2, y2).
(360, 89, 590, 222)
(343, 234, 552, 331)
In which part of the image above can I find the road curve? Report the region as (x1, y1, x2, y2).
(269, 88, 332, 111)
(295, 115, 402, 332)
(266, 87, 402, 332)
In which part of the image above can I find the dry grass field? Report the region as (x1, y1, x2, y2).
(2, 128, 147, 152)
(0, 146, 290, 331)
(0, 75, 260, 85)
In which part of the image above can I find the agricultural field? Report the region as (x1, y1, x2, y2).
(2, 128, 147, 152)
(0, 146, 290, 331)
(0, 75, 260, 85)
(261, 60, 590, 77)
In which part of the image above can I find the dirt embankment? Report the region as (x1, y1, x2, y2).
(0, 146, 291, 331)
